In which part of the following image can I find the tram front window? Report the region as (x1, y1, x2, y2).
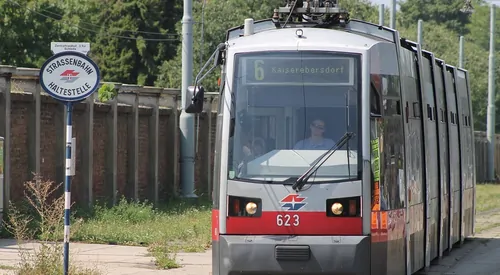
(227, 51, 362, 183)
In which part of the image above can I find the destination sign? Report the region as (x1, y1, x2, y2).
(242, 56, 354, 86)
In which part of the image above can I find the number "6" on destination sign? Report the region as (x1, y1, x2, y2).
(276, 214, 300, 227)
(254, 60, 264, 81)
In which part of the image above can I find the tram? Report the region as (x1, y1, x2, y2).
(185, 0, 476, 274)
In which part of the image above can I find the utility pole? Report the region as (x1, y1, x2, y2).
(390, 0, 396, 29)
(379, 4, 385, 26)
(487, 4, 496, 182)
(180, 0, 197, 197)
(417, 19, 423, 46)
(459, 36, 464, 68)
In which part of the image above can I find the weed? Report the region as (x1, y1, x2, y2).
(1, 175, 100, 275)
(147, 241, 181, 269)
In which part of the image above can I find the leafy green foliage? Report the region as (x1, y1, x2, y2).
(87, 0, 182, 86)
(466, 3, 500, 51)
(97, 83, 117, 103)
(0, 0, 87, 67)
(397, 5, 500, 131)
(0, 0, 181, 86)
(339, 0, 379, 22)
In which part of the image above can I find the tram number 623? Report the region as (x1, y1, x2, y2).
(276, 214, 300, 227)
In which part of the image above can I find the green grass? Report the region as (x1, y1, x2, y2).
(474, 183, 500, 233)
(475, 183, 500, 213)
(0, 264, 16, 270)
(70, 197, 212, 269)
(71, 197, 211, 251)
(475, 221, 500, 233)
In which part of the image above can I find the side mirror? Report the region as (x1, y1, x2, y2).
(185, 85, 205, 113)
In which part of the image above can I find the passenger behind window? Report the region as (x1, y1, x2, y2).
(242, 137, 266, 159)
(236, 136, 266, 176)
(293, 119, 335, 150)
(228, 126, 251, 172)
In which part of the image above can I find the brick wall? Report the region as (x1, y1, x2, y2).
(5, 91, 217, 207)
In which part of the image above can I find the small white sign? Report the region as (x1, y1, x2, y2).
(51, 42, 90, 55)
(39, 51, 100, 102)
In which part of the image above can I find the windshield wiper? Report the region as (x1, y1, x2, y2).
(292, 132, 355, 191)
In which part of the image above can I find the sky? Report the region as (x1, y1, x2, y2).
(368, 0, 498, 8)
(368, 0, 395, 6)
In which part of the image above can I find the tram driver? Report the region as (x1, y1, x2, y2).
(293, 118, 335, 150)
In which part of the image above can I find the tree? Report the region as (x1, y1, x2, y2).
(87, 0, 182, 86)
(156, 0, 283, 93)
(397, 19, 500, 131)
(466, 2, 500, 51)
(398, 0, 473, 34)
(0, 0, 183, 86)
(339, 0, 379, 23)
(0, 0, 89, 67)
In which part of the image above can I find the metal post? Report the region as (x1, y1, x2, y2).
(379, 4, 385, 26)
(0, 137, 4, 218)
(459, 36, 464, 68)
(487, 4, 496, 182)
(417, 19, 423, 46)
(390, 0, 396, 29)
(180, 0, 197, 197)
(63, 102, 73, 275)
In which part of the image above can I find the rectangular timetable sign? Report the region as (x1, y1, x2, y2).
(242, 56, 354, 86)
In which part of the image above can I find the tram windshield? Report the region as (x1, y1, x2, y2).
(227, 51, 362, 183)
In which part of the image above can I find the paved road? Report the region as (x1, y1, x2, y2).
(0, 239, 211, 275)
(417, 209, 500, 275)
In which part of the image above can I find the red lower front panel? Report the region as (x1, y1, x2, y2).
(225, 211, 362, 235)
(212, 209, 220, 241)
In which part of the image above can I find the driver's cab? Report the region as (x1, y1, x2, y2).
(188, 49, 363, 184)
(228, 81, 360, 183)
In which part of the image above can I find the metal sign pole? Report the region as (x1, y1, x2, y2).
(40, 42, 99, 275)
(63, 102, 72, 275)
(0, 136, 4, 222)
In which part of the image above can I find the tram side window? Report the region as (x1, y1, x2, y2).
(371, 81, 382, 116)
(370, 43, 405, 210)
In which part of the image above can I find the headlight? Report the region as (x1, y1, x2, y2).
(326, 197, 360, 217)
(228, 196, 262, 217)
(246, 202, 258, 215)
(331, 202, 343, 215)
